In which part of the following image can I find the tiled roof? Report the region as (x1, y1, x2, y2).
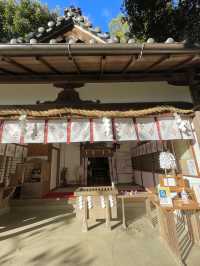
(9, 6, 110, 45)
(8, 6, 178, 45)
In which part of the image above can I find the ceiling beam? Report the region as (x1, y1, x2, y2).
(0, 67, 17, 75)
(0, 72, 188, 84)
(36, 57, 61, 74)
(2, 57, 37, 74)
(144, 55, 170, 72)
(171, 55, 197, 70)
(121, 55, 137, 73)
(67, 56, 81, 74)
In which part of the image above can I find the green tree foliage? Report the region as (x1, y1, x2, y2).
(109, 14, 130, 42)
(0, 0, 58, 41)
(122, 0, 200, 44)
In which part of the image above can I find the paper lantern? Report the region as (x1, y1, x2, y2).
(159, 151, 176, 170)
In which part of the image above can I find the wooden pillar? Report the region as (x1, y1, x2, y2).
(190, 211, 200, 244)
(157, 207, 183, 263)
(121, 197, 127, 230)
(105, 196, 111, 230)
(82, 196, 88, 232)
(145, 198, 154, 228)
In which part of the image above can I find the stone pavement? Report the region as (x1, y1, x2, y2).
(0, 203, 199, 266)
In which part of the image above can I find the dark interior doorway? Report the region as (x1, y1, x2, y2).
(87, 157, 111, 186)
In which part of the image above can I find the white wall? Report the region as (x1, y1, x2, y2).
(0, 81, 192, 105)
(114, 142, 135, 184)
(77, 82, 192, 103)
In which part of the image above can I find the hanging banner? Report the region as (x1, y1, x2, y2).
(2, 121, 21, 143)
(93, 118, 113, 142)
(115, 118, 137, 141)
(70, 119, 90, 143)
(0, 116, 194, 144)
(158, 117, 182, 140)
(24, 120, 45, 143)
(136, 118, 159, 141)
(181, 118, 194, 139)
(47, 120, 67, 143)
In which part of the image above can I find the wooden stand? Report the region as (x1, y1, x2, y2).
(146, 188, 200, 265)
(118, 192, 148, 230)
(75, 186, 118, 232)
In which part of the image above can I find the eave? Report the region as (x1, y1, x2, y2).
(0, 43, 199, 85)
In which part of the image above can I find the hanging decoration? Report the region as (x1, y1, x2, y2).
(87, 196, 93, 209)
(159, 151, 177, 170)
(100, 195, 106, 208)
(19, 112, 27, 136)
(109, 195, 114, 207)
(173, 113, 187, 133)
(78, 196, 83, 210)
(0, 116, 193, 144)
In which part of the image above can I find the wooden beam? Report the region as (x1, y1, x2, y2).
(0, 67, 17, 75)
(0, 72, 188, 84)
(121, 55, 137, 73)
(99, 56, 106, 76)
(67, 56, 81, 74)
(2, 57, 37, 74)
(36, 57, 61, 74)
(171, 55, 196, 70)
(144, 55, 170, 72)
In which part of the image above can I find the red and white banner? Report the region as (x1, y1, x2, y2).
(0, 116, 193, 144)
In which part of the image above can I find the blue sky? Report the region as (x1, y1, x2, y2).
(42, 0, 123, 32)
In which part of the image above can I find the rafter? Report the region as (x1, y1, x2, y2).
(36, 57, 61, 74)
(171, 55, 197, 70)
(0, 66, 17, 75)
(144, 55, 170, 72)
(2, 57, 37, 74)
(121, 55, 137, 73)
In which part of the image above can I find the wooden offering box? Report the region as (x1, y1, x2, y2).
(75, 186, 118, 231)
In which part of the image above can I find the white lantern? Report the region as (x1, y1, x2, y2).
(159, 151, 176, 170)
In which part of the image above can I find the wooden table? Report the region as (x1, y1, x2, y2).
(118, 192, 148, 230)
(146, 188, 200, 265)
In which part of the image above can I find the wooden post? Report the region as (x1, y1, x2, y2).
(145, 198, 154, 228)
(82, 196, 88, 232)
(105, 196, 111, 230)
(121, 197, 127, 230)
(190, 211, 200, 245)
(157, 207, 183, 264)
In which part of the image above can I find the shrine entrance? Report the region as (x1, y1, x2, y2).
(87, 157, 110, 186)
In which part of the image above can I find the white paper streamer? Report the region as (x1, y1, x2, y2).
(109, 195, 114, 208)
(100, 195, 106, 208)
(87, 196, 93, 209)
(78, 196, 83, 210)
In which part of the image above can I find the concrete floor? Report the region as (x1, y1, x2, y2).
(0, 203, 199, 266)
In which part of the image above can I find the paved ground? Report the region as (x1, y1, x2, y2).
(0, 203, 199, 266)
